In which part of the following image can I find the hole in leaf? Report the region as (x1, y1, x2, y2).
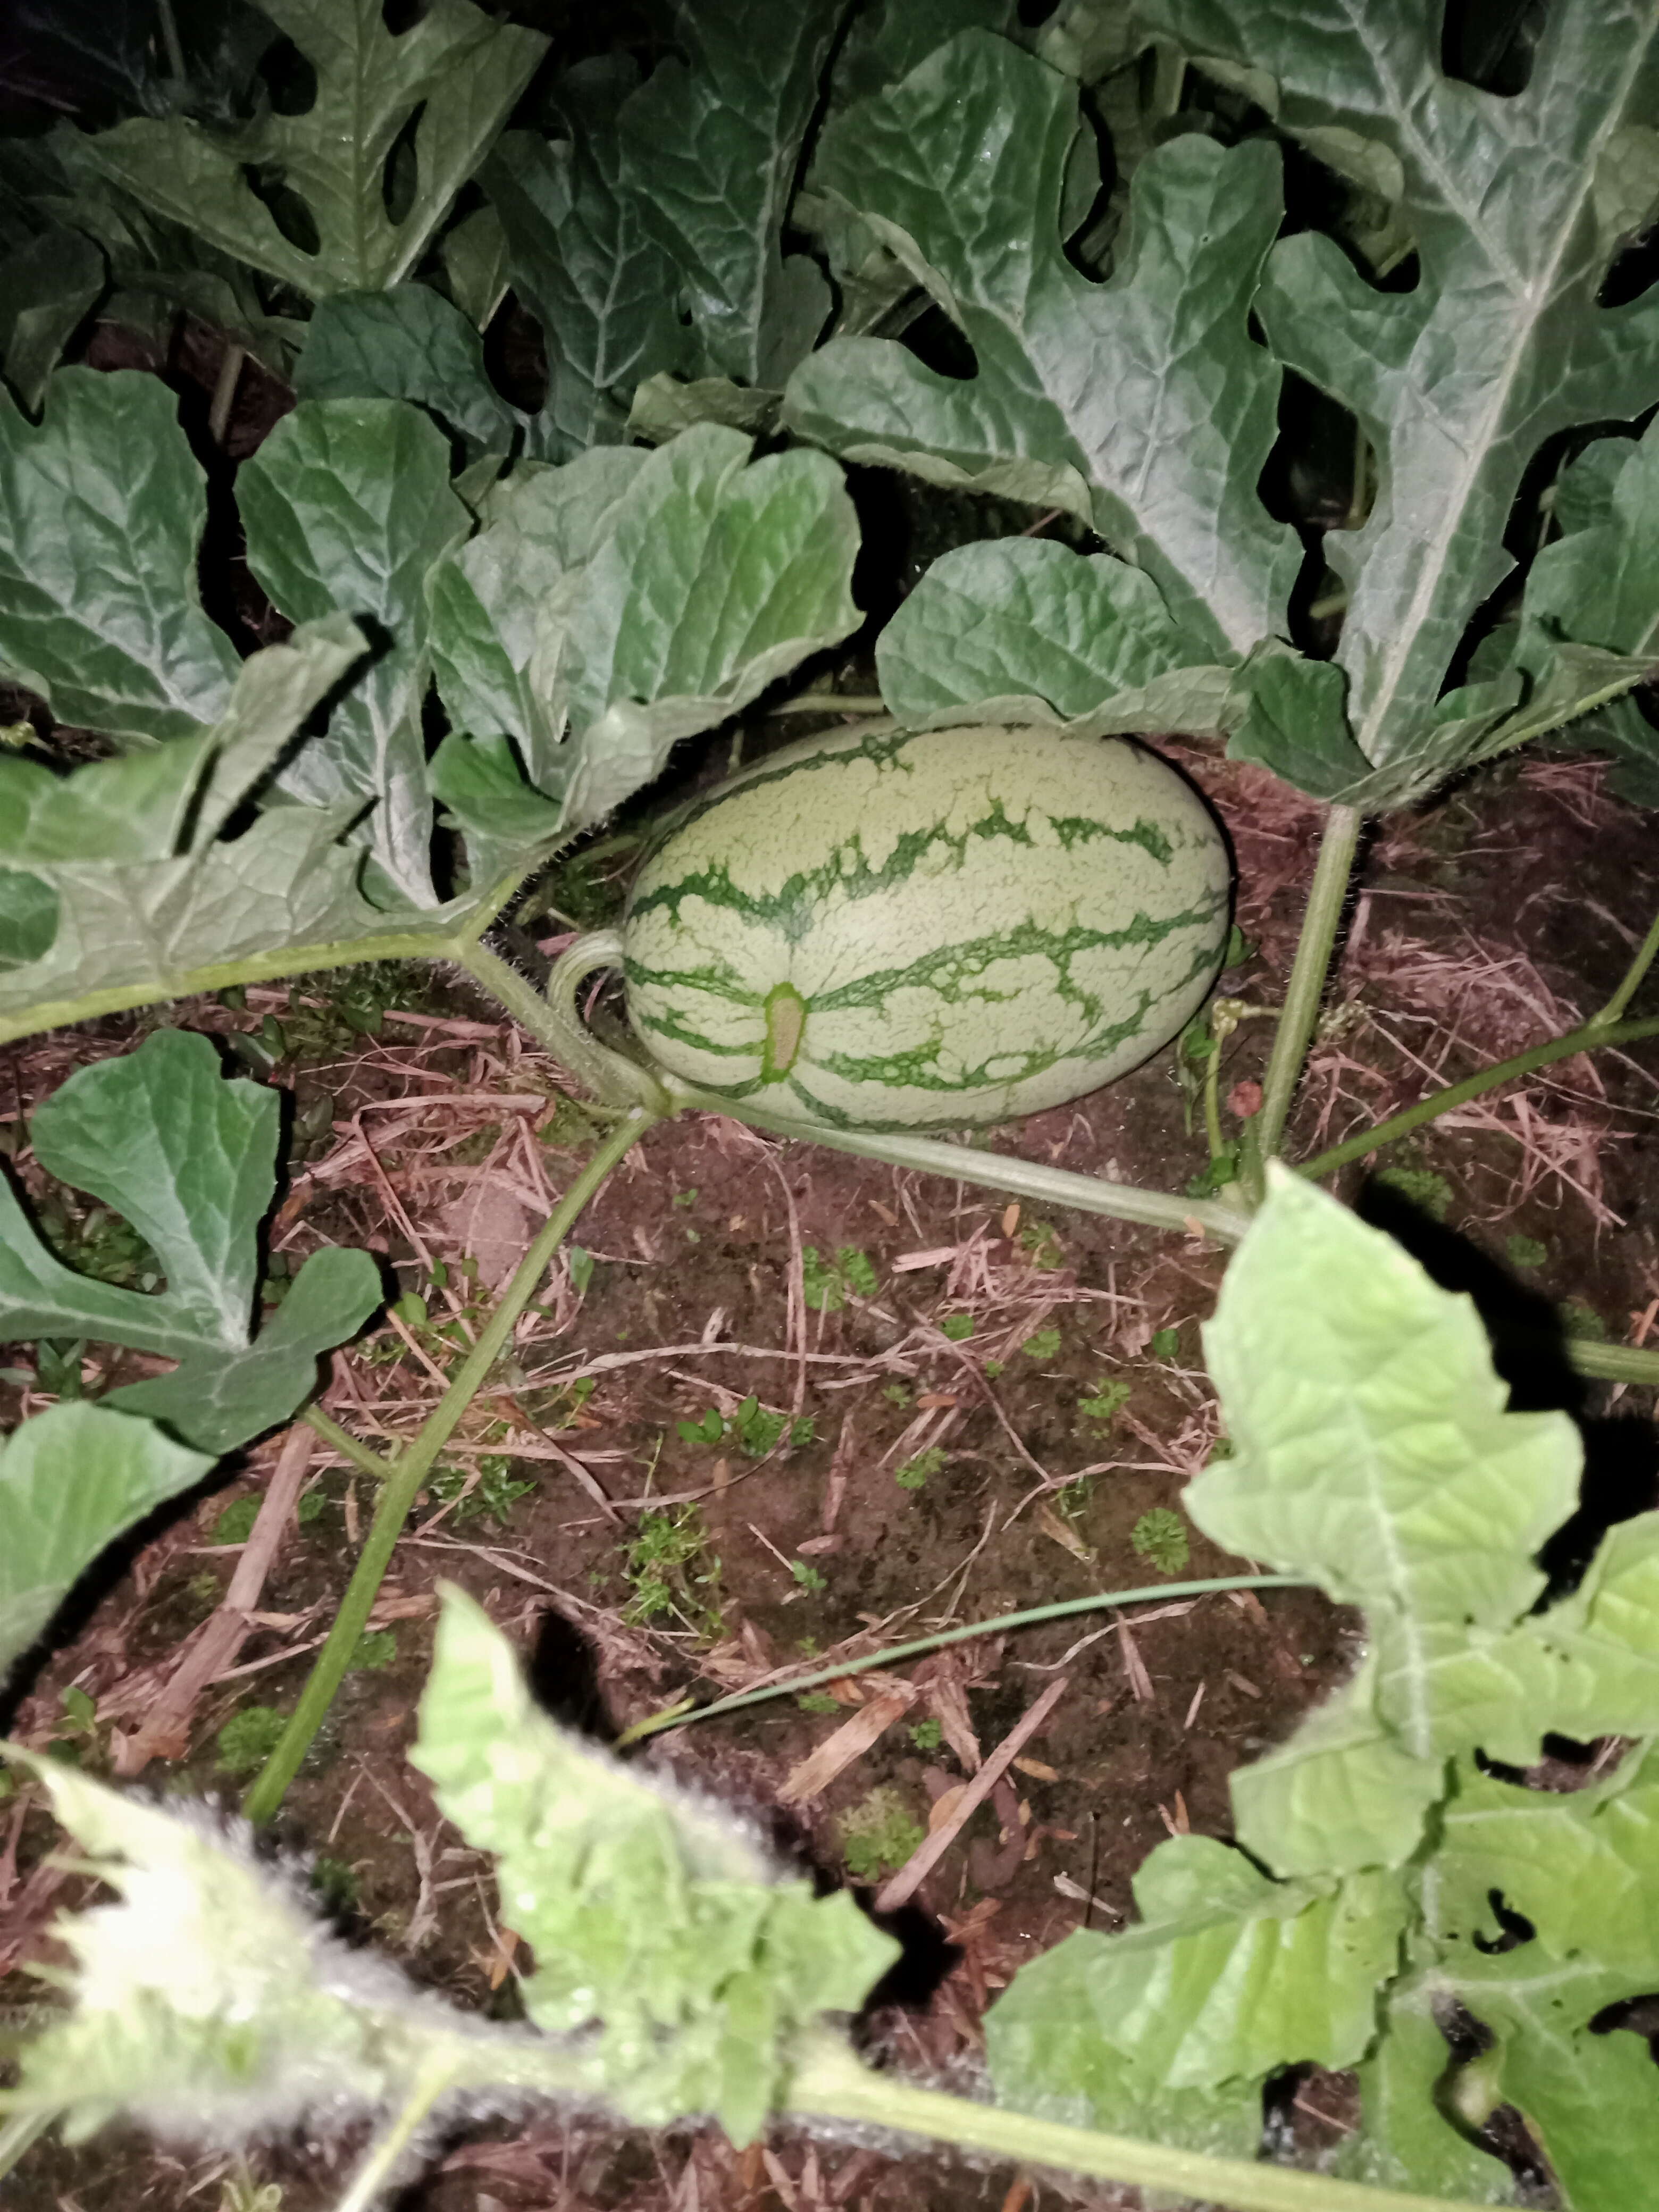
(484, 289, 548, 413)
(256, 32, 316, 116)
(381, 0, 428, 32)
(240, 164, 319, 258)
(897, 300, 977, 382)
(1440, 0, 1546, 94)
(1601, 222, 1659, 308)
(1471, 1888, 1536, 1954)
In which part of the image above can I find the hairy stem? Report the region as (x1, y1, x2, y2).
(786, 2035, 1470, 2212)
(244, 1109, 659, 1823)
(665, 1083, 1252, 1244)
(616, 1573, 1306, 1745)
(302, 1405, 395, 1482)
(1255, 803, 1363, 1168)
(1298, 1014, 1659, 1178)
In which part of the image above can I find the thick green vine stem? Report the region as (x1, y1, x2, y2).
(664, 1080, 1252, 1243)
(243, 1107, 660, 1823)
(462, 935, 668, 1111)
(1253, 802, 1364, 1172)
(1298, 1012, 1659, 1178)
(785, 2034, 1469, 2212)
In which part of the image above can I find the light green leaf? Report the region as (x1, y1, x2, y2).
(439, 203, 510, 330)
(1343, 1983, 1513, 2200)
(0, 368, 240, 742)
(0, 226, 103, 413)
(990, 1834, 1405, 2094)
(0, 1406, 213, 1685)
(1192, 1170, 1579, 1784)
(428, 446, 651, 791)
(559, 425, 862, 827)
(1227, 1654, 1442, 1881)
(78, 0, 546, 298)
(618, 0, 843, 388)
(239, 398, 472, 907)
(484, 59, 691, 463)
(0, 1750, 508, 2135)
(1147, 0, 1659, 794)
(784, 31, 1301, 656)
(0, 621, 396, 1035)
(428, 734, 566, 853)
(297, 285, 520, 458)
(0, 1030, 380, 1450)
(874, 538, 1225, 727)
(411, 1586, 898, 2144)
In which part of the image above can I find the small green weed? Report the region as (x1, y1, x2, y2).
(789, 1559, 828, 1594)
(909, 1718, 944, 1750)
(939, 1312, 975, 1340)
(895, 1446, 947, 1491)
(797, 1691, 841, 1714)
(215, 1707, 288, 1776)
(1505, 1233, 1548, 1269)
(677, 1397, 812, 1457)
(839, 1787, 925, 1881)
(1021, 1327, 1062, 1361)
(1018, 1219, 1065, 1270)
(882, 1381, 912, 1405)
(1079, 1379, 1132, 1425)
(622, 1506, 724, 1638)
(802, 1244, 880, 1311)
(1561, 1300, 1610, 1342)
(1149, 1325, 1182, 1359)
(426, 1456, 536, 1527)
(1372, 1166, 1454, 1221)
(1131, 1508, 1191, 1574)
(308, 1856, 361, 1915)
(350, 1630, 398, 1672)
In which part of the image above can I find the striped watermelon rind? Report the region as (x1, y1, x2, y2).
(622, 724, 1232, 1130)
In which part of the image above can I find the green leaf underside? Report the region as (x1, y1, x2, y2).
(1145, 0, 1659, 795)
(623, 723, 1230, 1128)
(875, 537, 1235, 734)
(0, 617, 411, 1028)
(78, 0, 546, 298)
(0, 369, 240, 742)
(0, 1405, 213, 1683)
(239, 398, 472, 908)
(412, 1587, 898, 2143)
(0, 1031, 379, 1449)
(784, 30, 1301, 656)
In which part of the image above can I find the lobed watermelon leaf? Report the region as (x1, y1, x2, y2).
(239, 398, 472, 908)
(1146, 0, 1659, 802)
(412, 1586, 898, 2144)
(990, 1170, 1659, 2203)
(783, 29, 1302, 659)
(74, 0, 546, 299)
(0, 1029, 381, 1453)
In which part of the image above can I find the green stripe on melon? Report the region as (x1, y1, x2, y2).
(623, 724, 1231, 1130)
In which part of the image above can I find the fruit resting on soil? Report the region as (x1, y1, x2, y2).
(622, 724, 1233, 1130)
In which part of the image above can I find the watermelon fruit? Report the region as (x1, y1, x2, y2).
(622, 724, 1232, 1129)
